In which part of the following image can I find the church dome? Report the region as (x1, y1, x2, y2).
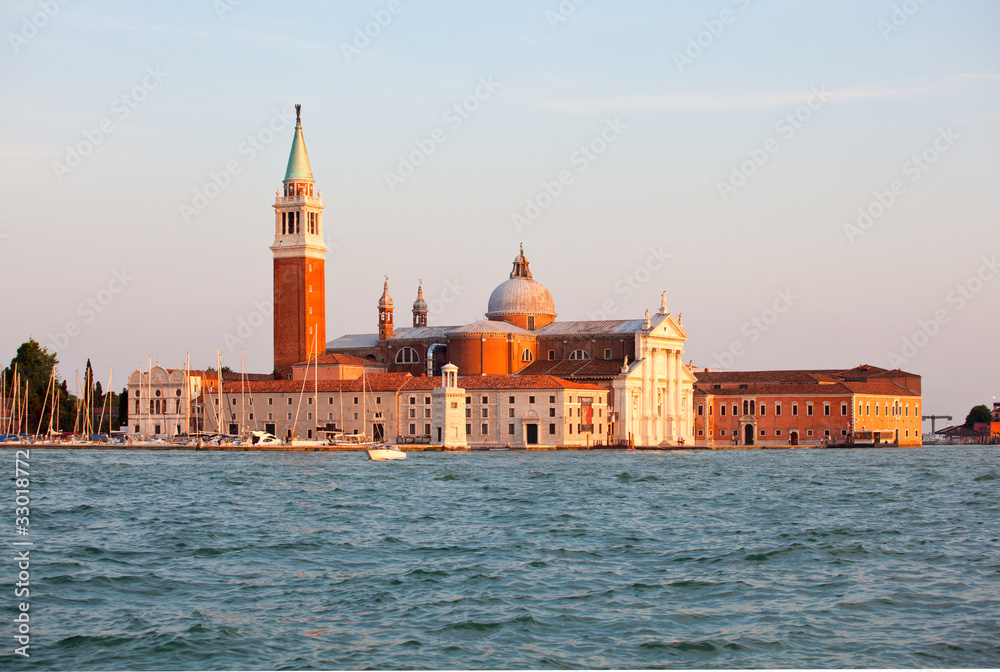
(485, 247, 556, 321)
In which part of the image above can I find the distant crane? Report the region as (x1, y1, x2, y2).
(922, 415, 953, 433)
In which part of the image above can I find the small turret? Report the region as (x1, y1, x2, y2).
(412, 281, 428, 328)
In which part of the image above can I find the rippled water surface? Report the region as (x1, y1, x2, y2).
(6, 446, 1000, 669)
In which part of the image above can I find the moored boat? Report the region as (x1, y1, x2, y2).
(367, 445, 406, 461)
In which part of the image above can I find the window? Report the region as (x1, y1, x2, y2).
(720, 405, 726, 416)
(395, 347, 420, 364)
(825, 430, 831, 436)
(508, 396, 515, 403)
(549, 396, 555, 403)
(521, 349, 533, 362)
(548, 350, 555, 360)
(876, 405, 879, 416)
(287, 412, 292, 420)
(268, 398, 273, 406)
(760, 404, 766, 416)
(424, 408, 431, 418)
(776, 429, 782, 436)
(549, 423, 555, 435)
(720, 430, 726, 436)
(354, 412, 358, 420)
(529, 396, 535, 404)
(466, 424, 471, 435)
(698, 405, 704, 416)
(807, 403, 813, 416)
(842, 403, 848, 415)
(698, 429, 704, 436)
(807, 429, 813, 437)
(425, 397, 431, 404)
(354, 396, 359, 405)
(527, 316, 535, 330)
(424, 423, 431, 435)
(482, 423, 488, 434)
(307, 397, 312, 405)
(508, 424, 514, 435)
(824, 403, 830, 416)
(409, 408, 415, 418)
(451, 401, 457, 409)
(549, 407, 556, 417)
(307, 412, 312, 420)
(866, 404, 870, 416)
(482, 408, 489, 418)
(508, 408, 515, 418)
(376, 396, 381, 404)
(569, 349, 590, 360)
(409, 423, 415, 434)
(409, 396, 415, 404)
(482, 396, 488, 404)
(287, 397, 293, 406)
(792, 403, 798, 416)
(739, 384, 748, 390)
(732, 405, 738, 416)
(465, 408, 471, 417)
(604, 348, 612, 359)
(466, 396, 471, 404)
(842, 429, 848, 436)
(268, 413, 273, 420)
(905, 405, 909, 417)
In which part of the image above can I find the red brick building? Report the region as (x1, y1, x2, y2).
(693, 365, 922, 447)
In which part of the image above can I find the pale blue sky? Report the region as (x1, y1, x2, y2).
(1, 0, 997, 422)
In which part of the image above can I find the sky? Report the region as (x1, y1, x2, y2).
(1, 0, 997, 426)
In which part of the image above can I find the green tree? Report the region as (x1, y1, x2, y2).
(3, 339, 59, 434)
(964, 404, 992, 428)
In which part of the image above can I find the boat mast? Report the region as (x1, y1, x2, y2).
(217, 347, 224, 434)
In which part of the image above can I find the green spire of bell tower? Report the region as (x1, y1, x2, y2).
(284, 103, 314, 183)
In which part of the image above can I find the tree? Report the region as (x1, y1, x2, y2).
(964, 405, 992, 428)
(3, 339, 59, 434)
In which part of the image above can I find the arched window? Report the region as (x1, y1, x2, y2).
(395, 347, 420, 364)
(521, 349, 533, 362)
(569, 349, 590, 360)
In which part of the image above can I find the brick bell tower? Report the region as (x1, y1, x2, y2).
(272, 104, 328, 379)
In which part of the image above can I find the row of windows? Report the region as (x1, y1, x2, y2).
(697, 401, 916, 418)
(280, 210, 319, 235)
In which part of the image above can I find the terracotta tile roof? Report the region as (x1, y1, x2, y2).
(519, 359, 624, 379)
(326, 333, 379, 349)
(459, 375, 607, 391)
(292, 353, 371, 368)
(216, 372, 414, 394)
(447, 320, 535, 336)
(694, 380, 918, 398)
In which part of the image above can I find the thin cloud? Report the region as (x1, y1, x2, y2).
(539, 76, 995, 113)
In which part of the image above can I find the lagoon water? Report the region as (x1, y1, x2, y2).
(7, 446, 1000, 670)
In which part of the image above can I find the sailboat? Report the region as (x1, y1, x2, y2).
(361, 370, 405, 460)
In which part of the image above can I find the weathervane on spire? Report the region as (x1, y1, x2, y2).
(295, 103, 301, 125)
(520, 242, 524, 256)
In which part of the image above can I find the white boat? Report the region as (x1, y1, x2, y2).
(367, 445, 406, 461)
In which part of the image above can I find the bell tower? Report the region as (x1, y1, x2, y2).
(271, 104, 328, 379)
(378, 278, 394, 340)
